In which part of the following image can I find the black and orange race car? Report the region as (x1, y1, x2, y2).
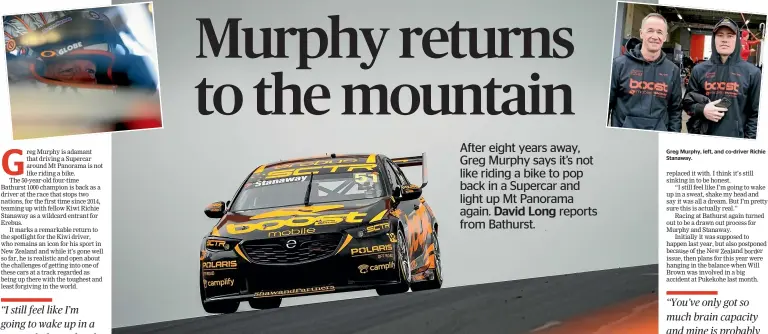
(198, 153, 443, 314)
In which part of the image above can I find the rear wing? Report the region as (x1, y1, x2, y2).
(392, 152, 428, 189)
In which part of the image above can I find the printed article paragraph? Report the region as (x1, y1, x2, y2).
(662, 148, 767, 334)
(0, 147, 108, 333)
(664, 167, 766, 285)
(458, 142, 598, 230)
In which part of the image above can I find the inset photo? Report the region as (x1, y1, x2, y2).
(3, 2, 162, 140)
(607, 1, 765, 139)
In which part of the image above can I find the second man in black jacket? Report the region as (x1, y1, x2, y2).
(683, 18, 761, 139)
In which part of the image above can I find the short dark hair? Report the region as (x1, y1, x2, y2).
(641, 13, 669, 33)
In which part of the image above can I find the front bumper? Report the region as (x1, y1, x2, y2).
(200, 227, 399, 302)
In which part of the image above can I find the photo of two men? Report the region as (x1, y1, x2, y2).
(607, 2, 765, 139)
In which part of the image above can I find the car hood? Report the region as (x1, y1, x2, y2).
(208, 197, 391, 241)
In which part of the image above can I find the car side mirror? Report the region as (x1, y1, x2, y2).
(398, 184, 422, 201)
(204, 201, 226, 219)
(392, 185, 402, 199)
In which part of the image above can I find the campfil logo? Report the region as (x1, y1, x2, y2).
(704, 81, 739, 97)
(630, 69, 643, 77)
(627, 78, 668, 97)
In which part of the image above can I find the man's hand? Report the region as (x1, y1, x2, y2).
(703, 99, 729, 122)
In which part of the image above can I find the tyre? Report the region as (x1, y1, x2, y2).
(248, 298, 282, 310)
(199, 270, 240, 314)
(411, 231, 443, 291)
(376, 228, 411, 295)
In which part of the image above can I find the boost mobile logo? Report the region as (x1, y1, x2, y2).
(227, 212, 366, 234)
(628, 78, 668, 95)
(704, 81, 740, 93)
(268, 227, 316, 238)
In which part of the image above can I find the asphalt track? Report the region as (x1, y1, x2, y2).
(114, 264, 658, 334)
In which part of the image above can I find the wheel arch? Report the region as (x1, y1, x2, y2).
(396, 218, 406, 239)
(393, 218, 410, 251)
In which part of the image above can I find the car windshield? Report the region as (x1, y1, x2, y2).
(231, 171, 385, 211)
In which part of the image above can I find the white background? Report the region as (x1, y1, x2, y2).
(658, 0, 768, 332)
(0, 0, 112, 332)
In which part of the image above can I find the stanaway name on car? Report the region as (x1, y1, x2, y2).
(253, 286, 336, 298)
(250, 175, 308, 187)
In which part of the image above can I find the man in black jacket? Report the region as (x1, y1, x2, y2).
(608, 13, 683, 132)
(683, 18, 761, 139)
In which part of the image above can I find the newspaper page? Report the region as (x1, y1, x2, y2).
(0, 0, 765, 333)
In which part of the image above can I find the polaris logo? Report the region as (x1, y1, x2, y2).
(251, 176, 307, 187)
(350, 244, 393, 256)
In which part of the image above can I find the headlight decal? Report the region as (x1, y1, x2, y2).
(334, 235, 353, 255)
(234, 244, 250, 262)
(371, 209, 387, 222)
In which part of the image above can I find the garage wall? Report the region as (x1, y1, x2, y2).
(677, 29, 690, 54)
(625, 3, 655, 39)
(613, 2, 627, 59)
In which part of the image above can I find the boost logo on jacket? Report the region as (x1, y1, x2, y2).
(703, 79, 741, 97)
(627, 78, 669, 98)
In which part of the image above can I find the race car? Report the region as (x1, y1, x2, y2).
(199, 153, 443, 314)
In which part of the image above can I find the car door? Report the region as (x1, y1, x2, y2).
(382, 158, 422, 267)
(390, 160, 434, 271)
(382, 160, 411, 232)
